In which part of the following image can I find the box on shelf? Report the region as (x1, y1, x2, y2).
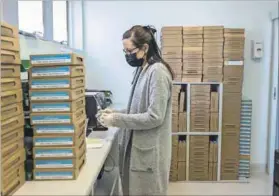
(30, 66, 85, 78)
(177, 162, 186, 181)
(161, 26, 182, 35)
(2, 164, 25, 196)
(1, 36, 20, 52)
(30, 77, 85, 90)
(1, 113, 24, 136)
(2, 127, 24, 148)
(2, 150, 26, 178)
(203, 75, 223, 83)
(178, 112, 187, 132)
(1, 21, 19, 38)
(1, 65, 21, 78)
(1, 50, 21, 64)
(30, 97, 85, 113)
(183, 26, 203, 35)
(1, 78, 22, 92)
(210, 92, 219, 112)
(178, 141, 187, 162)
(29, 87, 85, 101)
(1, 90, 23, 107)
(161, 38, 183, 47)
(210, 112, 219, 132)
(181, 75, 202, 82)
(30, 53, 84, 66)
(33, 117, 86, 136)
(33, 149, 86, 169)
(1, 102, 23, 121)
(2, 139, 24, 162)
(33, 159, 85, 181)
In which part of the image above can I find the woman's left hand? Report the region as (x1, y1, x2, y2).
(100, 113, 114, 127)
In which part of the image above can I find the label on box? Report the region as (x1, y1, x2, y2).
(32, 115, 71, 124)
(31, 54, 72, 64)
(35, 149, 74, 158)
(34, 137, 73, 146)
(225, 61, 244, 66)
(35, 171, 73, 180)
(32, 103, 71, 112)
(35, 159, 73, 168)
(30, 91, 70, 100)
(35, 125, 75, 134)
(32, 66, 70, 77)
(31, 79, 70, 89)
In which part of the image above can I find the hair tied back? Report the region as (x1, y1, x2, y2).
(144, 25, 157, 35)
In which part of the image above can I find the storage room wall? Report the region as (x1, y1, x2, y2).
(82, 0, 277, 167)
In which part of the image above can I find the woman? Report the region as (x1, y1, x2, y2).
(99, 25, 173, 195)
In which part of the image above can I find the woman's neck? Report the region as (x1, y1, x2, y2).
(142, 58, 148, 70)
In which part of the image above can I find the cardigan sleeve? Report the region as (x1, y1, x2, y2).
(111, 67, 171, 130)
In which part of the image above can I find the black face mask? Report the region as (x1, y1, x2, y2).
(125, 53, 144, 67)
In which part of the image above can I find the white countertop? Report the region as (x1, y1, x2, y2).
(14, 128, 118, 196)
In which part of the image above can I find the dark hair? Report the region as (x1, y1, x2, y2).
(122, 25, 174, 79)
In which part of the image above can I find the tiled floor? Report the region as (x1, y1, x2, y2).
(168, 173, 273, 195)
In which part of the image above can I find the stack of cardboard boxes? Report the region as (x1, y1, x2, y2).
(161, 27, 183, 82)
(177, 140, 187, 181)
(202, 26, 224, 82)
(1, 22, 25, 196)
(189, 136, 209, 181)
(221, 28, 245, 180)
(29, 53, 87, 180)
(190, 85, 210, 132)
(182, 27, 204, 82)
(178, 89, 187, 132)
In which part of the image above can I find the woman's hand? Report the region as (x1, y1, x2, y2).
(99, 113, 114, 127)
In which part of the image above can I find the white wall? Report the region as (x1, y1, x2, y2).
(2, 0, 18, 26)
(82, 0, 276, 165)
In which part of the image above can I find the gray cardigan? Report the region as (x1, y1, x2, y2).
(111, 62, 172, 195)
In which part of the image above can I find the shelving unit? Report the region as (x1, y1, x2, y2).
(172, 82, 223, 182)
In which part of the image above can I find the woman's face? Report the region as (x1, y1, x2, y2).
(122, 38, 146, 59)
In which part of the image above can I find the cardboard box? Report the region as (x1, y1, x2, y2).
(210, 92, 219, 112)
(224, 33, 245, 38)
(208, 162, 213, 180)
(221, 173, 238, 180)
(183, 67, 203, 75)
(204, 38, 224, 43)
(203, 75, 223, 82)
(30, 65, 85, 78)
(191, 84, 211, 92)
(222, 136, 240, 157)
(162, 47, 182, 56)
(32, 116, 86, 135)
(172, 135, 179, 147)
(161, 34, 182, 39)
(164, 58, 182, 64)
(183, 26, 203, 35)
(203, 26, 224, 30)
(203, 42, 224, 47)
(30, 53, 84, 66)
(178, 141, 187, 162)
(161, 26, 182, 32)
(213, 163, 217, 181)
(33, 126, 85, 147)
(210, 112, 219, 132)
(203, 33, 224, 39)
(29, 87, 85, 101)
(2, 150, 26, 177)
(30, 76, 85, 90)
(1, 78, 22, 92)
(34, 147, 86, 169)
(190, 136, 209, 144)
(181, 75, 202, 82)
(33, 156, 86, 180)
(224, 28, 245, 34)
(179, 92, 185, 112)
(1, 36, 20, 52)
(222, 124, 240, 136)
(30, 107, 86, 125)
(183, 58, 203, 64)
(177, 162, 186, 181)
(1, 89, 23, 107)
(183, 34, 203, 39)
(1, 102, 23, 121)
(1, 21, 19, 38)
(2, 126, 24, 148)
(162, 38, 183, 47)
(183, 47, 203, 54)
(1, 50, 21, 64)
(183, 42, 203, 47)
(1, 64, 21, 78)
(183, 54, 203, 59)
(30, 97, 85, 113)
(223, 81, 243, 93)
(183, 62, 203, 68)
(203, 53, 223, 59)
(2, 139, 24, 162)
(203, 66, 223, 75)
(1, 113, 24, 136)
(189, 172, 209, 181)
(223, 66, 243, 79)
(2, 164, 25, 196)
(179, 112, 187, 132)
